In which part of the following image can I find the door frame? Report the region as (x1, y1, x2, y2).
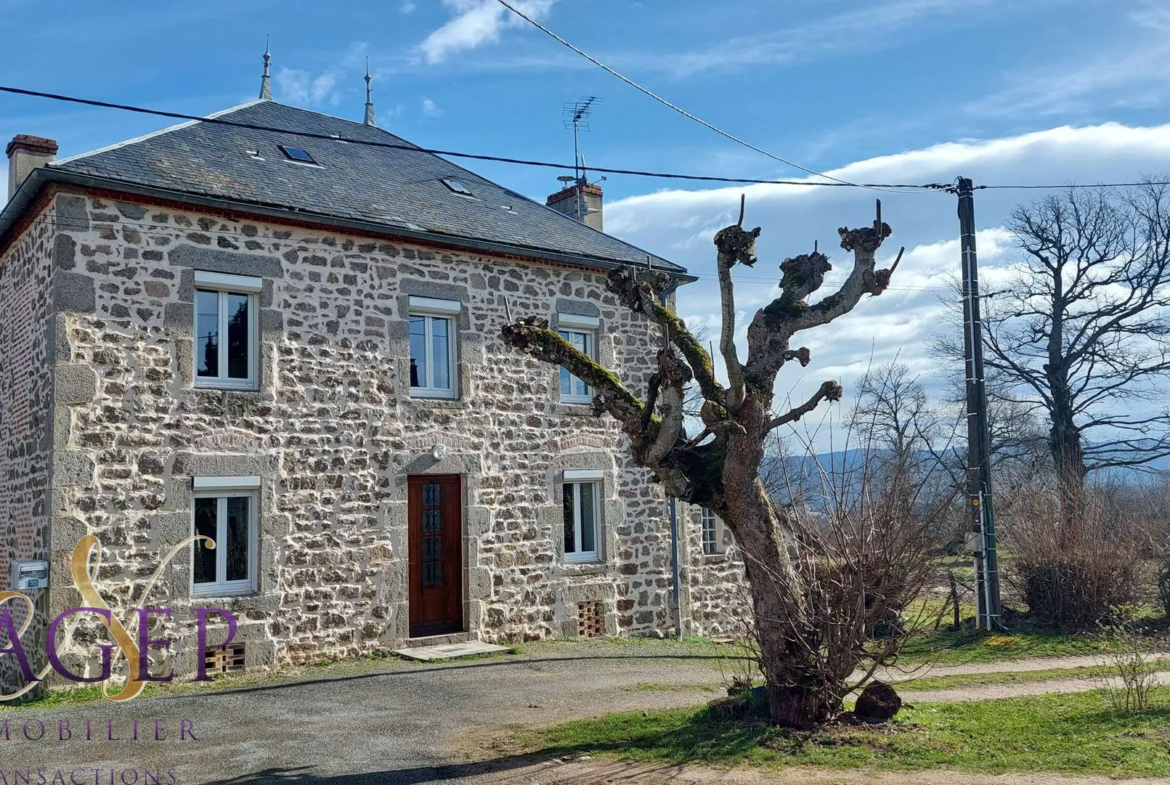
(407, 474, 465, 638)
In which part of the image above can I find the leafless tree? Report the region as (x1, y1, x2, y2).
(977, 182, 1170, 516)
(502, 199, 910, 727)
(849, 362, 964, 547)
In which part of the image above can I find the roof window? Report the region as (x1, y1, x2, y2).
(280, 145, 317, 164)
(441, 178, 474, 197)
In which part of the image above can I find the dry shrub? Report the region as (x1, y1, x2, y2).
(1159, 560, 1170, 620)
(769, 435, 956, 715)
(1094, 625, 1164, 713)
(1004, 481, 1141, 632)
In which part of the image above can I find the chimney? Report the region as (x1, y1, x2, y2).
(546, 181, 603, 232)
(7, 135, 58, 200)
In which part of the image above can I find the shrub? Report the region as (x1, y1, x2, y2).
(1018, 559, 1136, 632)
(1004, 482, 1140, 632)
(1159, 560, 1170, 619)
(1093, 625, 1163, 713)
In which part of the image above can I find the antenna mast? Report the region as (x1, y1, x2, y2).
(562, 96, 600, 222)
(563, 96, 599, 183)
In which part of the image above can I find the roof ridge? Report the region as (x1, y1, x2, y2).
(51, 98, 268, 167)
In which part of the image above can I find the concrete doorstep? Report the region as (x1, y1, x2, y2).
(394, 641, 512, 661)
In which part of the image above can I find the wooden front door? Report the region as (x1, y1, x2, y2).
(408, 475, 464, 637)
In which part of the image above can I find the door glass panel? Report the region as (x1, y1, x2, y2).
(562, 484, 576, 554)
(421, 482, 443, 588)
(226, 293, 250, 379)
(409, 316, 427, 388)
(225, 496, 250, 582)
(431, 318, 450, 391)
(580, 482, 596, 554)
(195, 291, 219, 378)
(193, 497, 218, 584)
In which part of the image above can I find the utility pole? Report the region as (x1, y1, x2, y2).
(956, 177, 1002, 631)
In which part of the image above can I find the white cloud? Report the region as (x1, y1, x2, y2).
(609, 0, 1047, 78)
(970, 5, 1170, 118)
(418, 0, 555, 64)
(421, 98, 443, 117)
(605, 123, 1170, 450)
(273, 44, 370, 109)
(400, 1, 416, 13)
(275, 67, 343, 107)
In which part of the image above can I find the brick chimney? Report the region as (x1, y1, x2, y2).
(7, 135, 58, 200)
(546, 180, 603, 232)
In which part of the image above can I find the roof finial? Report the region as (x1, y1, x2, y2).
(363, 57, 376, 127)
(259, 35, 273, 101)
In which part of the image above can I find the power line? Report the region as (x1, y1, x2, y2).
(0, 85, 943, 192)
(973, 182, 1170, 191)
(3, 85, 1162, 195)
(492, 0, 904, 193)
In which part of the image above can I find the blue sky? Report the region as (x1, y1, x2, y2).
(3, 0, 1170, 447)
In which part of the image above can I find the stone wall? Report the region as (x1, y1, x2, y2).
(11, 187, 749, 683)
(680, 505, 750, 639)
(0, 196, 59, 691)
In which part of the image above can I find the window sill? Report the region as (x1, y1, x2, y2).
(187, 591, 278, 612)
(194, 382, 260, 393)
(407, 396, 466, 409)
(560, 561, 608, 577)
(551, 403, 598, 418)
(701, 552, 729, 564)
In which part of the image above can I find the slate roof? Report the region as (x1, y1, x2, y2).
(43, 100, 684, 273)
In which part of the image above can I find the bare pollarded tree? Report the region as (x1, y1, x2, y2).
(977, 182, 1170, 516)
(502, 200, 908, 727)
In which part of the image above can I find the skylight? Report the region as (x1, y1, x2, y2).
(280, 145, 317, 164)
(441, 178, 474, 197)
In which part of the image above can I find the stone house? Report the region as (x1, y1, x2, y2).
(0, 80, 747, 687)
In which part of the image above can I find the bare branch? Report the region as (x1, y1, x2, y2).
(607, 267, 726, 407)
(768, 380, 843, 431)
(713, 208, 761, 409)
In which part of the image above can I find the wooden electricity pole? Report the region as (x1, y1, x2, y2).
(956, 177, 1003, 631)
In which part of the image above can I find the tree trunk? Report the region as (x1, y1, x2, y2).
(725, 467, 830, 726)
(1049, 390, 1086, 525)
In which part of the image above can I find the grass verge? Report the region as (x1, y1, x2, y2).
(895, 661, 1170, 692)
(508, 687, 1170, 777)
(897, 625, 1114, 665)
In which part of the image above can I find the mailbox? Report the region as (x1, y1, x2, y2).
(10, 560, 49, 591)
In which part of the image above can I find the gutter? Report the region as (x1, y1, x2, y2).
(0, 168, 698, 284)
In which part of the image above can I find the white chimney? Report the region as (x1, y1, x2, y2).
(7, 135, 58, 200)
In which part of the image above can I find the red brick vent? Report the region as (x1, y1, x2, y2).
(204, 643, 246, 674)
(577, 601, 605, 639)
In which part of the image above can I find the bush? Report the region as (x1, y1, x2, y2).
(1094, 625, 1163, 713)
(1018, 559, 1136, 632)
(1005, 483, 1140, 632)
(1159, 560, 1170, 619)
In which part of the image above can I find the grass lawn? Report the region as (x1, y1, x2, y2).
(896, 661, 1170, 692)
(897, 624, 1115, 665)
(511, 687, 1170, 777)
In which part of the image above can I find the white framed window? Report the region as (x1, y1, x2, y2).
(557, 313, 599, 404)
(701, 507, 724, 556)
(562, 469, 602, 563)
(408, 297, 460, 399)
(193, 271, 261, 391)
(191, 476, 260, 597)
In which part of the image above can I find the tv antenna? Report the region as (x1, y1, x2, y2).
(563, 96, 600, 183)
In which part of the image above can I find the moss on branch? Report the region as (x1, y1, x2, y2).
(501, 319, 645, 414)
